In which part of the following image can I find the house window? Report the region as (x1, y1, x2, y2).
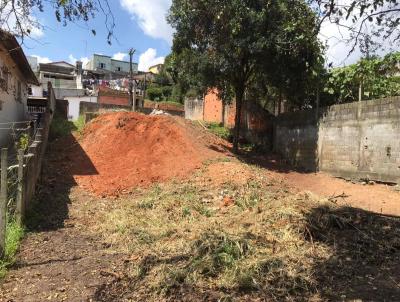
(17, 80, 22, 102)
(0, 66, 9, 92)
(98, 62, 106, 69)
(116, 67, 121, 71)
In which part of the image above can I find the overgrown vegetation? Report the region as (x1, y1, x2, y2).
(325, 52, 400, 103)
(87, 158, 398, 301)
(0, 219, 24, 278)
(49, 116, 85, 139)
(205, 123, 231, 141)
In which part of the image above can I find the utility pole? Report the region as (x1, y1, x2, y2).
(129, 48, 136, 111)
(143, 73, 147, 104)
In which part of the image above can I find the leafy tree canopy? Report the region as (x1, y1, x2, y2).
(325, 52, 400, 102)
(168, 0, 323, 151)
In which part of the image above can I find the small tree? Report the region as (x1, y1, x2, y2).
(168, 0, 322, 152)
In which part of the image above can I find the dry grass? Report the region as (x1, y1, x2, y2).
(89, 160, 400, 301)
(90, 162, 339, 301)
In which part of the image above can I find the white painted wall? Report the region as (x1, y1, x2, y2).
(30, 85, 43, 97)
(54, 88, 85, 99)
(0, 44, 29, 148)
(65, 96, 97, 120)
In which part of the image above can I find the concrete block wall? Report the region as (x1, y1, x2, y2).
(319, 96, 400, 183)
(274, 96, 400, 183)
(274, 110, 318, 170)
(79, 101, 131, 116)
(185, 98, 204, 121)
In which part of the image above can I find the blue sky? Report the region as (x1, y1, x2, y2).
(22, 0, 173, 71)
(19, 0, 395, 69)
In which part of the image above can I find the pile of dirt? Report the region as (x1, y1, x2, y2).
(69, 112, 228, 196)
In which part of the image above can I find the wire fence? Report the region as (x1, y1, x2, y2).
(0, 84, 54, 259)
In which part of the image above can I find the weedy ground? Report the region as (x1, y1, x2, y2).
(90, 159, 400, 301)
(1, 120, 399, 301)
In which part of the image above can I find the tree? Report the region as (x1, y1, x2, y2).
(0, 0, 115, 43)
(313, 0, 400, 53)
(325, 52, 400, 102)
(168, 0, 323, 152)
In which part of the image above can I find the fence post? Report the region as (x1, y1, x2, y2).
(16, 149, 24, 225)
(0, 148, 8, 258)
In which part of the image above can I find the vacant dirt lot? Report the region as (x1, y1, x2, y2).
(0, 114, 399, 301)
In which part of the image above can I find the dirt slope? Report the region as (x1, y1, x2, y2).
(69, 112, 228, 197)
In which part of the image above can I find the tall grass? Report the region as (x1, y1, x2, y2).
(0, 219, 25, 278)
(50, 115, 85, 139)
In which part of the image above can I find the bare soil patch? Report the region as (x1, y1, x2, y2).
(70, 112, 230, 197)
(249, 155, 400, 216)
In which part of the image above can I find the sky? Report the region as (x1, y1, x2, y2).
(22, 0, 173, 71)
(19, 0, 397, 71)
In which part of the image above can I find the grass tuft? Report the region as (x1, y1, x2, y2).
(0, 219, 25, 278)
(206, 122, 231, 140)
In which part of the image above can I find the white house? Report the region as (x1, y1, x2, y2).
(0, 30, 39, 148)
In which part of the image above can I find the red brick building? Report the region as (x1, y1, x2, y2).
(185, 89, 274, 147)
(97, 86, 130, 106)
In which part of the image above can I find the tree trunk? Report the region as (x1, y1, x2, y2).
(233, 89, 244, 153)
(221, 99, 226, 127)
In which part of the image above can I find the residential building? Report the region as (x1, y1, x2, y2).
(0, 30, 39, 147)
(84, 54, 138, 74)
(149, 63, 163, 74)
(37, 61, 79, 91)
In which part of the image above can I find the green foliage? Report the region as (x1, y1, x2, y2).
(147, 86, 164, 102)
(206, 122, 231, 141)
(50, 117, 77, 139)
(168, 0, 323, 150)
(18, 133, 29, 151)
(73, 115, 86, 134)
(0, 219, 25, 278)
(190, 232, 251, 277)
(325, 52, 400, 102)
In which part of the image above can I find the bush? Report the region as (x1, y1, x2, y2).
(147, 86, 164, 102)
(49, 117, 77, 139)
(161, 86, 173, 99)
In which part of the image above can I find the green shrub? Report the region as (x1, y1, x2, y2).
(147, 86, 164, 101)
(73, 115, 85, 134)
(50, 117, 77, 139)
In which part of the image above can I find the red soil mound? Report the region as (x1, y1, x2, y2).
(69, 112, 227, 196)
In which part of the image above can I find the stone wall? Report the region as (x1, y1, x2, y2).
(274, 96, 400, 183)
